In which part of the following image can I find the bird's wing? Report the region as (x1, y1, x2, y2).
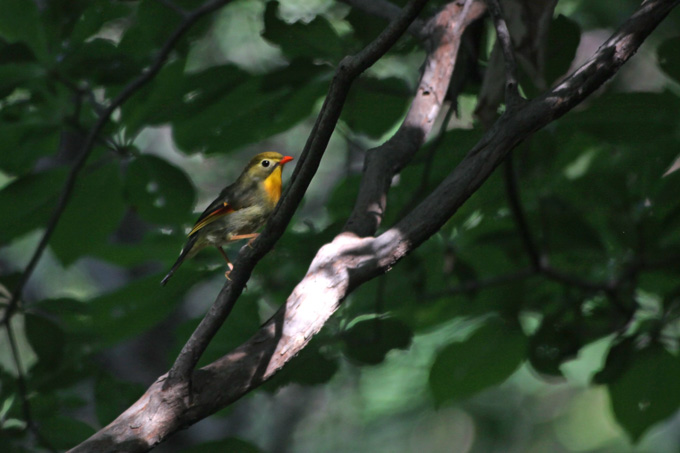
(188, 201, 235, 236)
(188, 186, 237, 236)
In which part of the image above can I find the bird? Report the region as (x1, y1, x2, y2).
(161, 151, 294, 286)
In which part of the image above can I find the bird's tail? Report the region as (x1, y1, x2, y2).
(161, 236, 198, 286)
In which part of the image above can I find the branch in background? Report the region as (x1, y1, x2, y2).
(71, 2, 432, 452)
(344, 0, 487, 237)
(0, 0, 234, 449)
(504, 131, 631, 299)
(395, 101, 457, 221)
(503, 152, 542, 270)
(485, 0, 524, 107)
(3, 315, 57, 453)
(340, 0, 428, 39)
(70, 1, 679, 451)
(2, 0, 236, 325)
(424, 268, 534, 299)
(165, 0, 433, 399)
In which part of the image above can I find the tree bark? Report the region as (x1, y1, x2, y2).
(69, 0, 679, 451)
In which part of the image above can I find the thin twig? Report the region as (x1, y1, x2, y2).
(2, 0, 234, 325)
(503, 151, 542, 270)
(71, 2, 679, 450)
(166, 0, 432, 386)
(504, 145, 615, 292)
(485, 0, 524, 108)
(424, 267, 534, 299)
(54, 74, 107, 117)
(4, 320, 57, 452)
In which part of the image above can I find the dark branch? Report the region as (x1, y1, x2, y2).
(165, 0, 431, 386)
(3, 319, 57, 452)
(2, 0, 235, 325)
(70, 1, 679, 451)
(424, 267, 534, 299)
(504, 150, 615, 292)
(503, 152, 542, 270)
(485, 0, 524, 107)
(344, 0, 487, 237)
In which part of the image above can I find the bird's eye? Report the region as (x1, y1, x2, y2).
(261, 160, 270, 168)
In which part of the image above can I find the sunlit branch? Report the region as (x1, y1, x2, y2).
(70, 1, 679, 452)
(166, 0, 432, 386)
(344, 0, 487, 237)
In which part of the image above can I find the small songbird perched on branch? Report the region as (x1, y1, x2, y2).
(161, 151, 294, 286)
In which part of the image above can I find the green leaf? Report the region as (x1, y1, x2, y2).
(346, 7, 388, 47)
(172, 62, 327, 154)
(608, 344, 680, 442)
(560, 92, 680, 145)
(429, 319, 526, 405)
(95, 372, 145, 426)
(183, 438, 263, 453)
(593, 336, 635, 384)
(92, 231, 184, 267)
(69, 0, 132, 45)
(40, 416, 95, 450)
(64, 270, 203, 349)
(0, 62, 45, 98)
(528, 313, 583, 376)
(539, 195, 604, 253)
(119, 58, 187, 137)
(24, 313, 64, 371)
(0, 168, 68, 246)
(0, 122, 60, 175)
(657, 36, 680, 84)
(172, 292, 262, 368)
(0, 0, 49, 62)
(50, 163, 126, 265)
(545, 15, 580, 85)
(117, 0, 183, 59)
(265, 335, 338, 390)
(0, 41, 36, 64)
(342, 316, 412, 365)
(341, 76, 410, 138)
(124, 155, 195, 225)
(61, 38, 142, 86)
(653, 170, 680, 221)
(263, 1, 344, 61)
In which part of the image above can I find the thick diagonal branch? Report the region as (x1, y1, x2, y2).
(70, 1, 678, 451)
(165, 0, 431, 388)
(344, 0, 486, 237)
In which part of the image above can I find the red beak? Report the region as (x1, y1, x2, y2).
(280, 155, 294, 166)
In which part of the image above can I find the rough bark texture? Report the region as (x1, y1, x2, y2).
(69, 0, 679, 451)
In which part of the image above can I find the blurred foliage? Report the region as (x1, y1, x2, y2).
(0, 0, 679, 452)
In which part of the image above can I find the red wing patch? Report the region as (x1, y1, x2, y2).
(188, 202, 235, 236)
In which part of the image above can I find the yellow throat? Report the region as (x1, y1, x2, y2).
(263, 167, 283, 205)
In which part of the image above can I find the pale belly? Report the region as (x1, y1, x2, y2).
(200, 204, 270, 246)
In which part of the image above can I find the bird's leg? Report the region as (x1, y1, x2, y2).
(217, 247, 234, 279)
(230, 233, 259, 248)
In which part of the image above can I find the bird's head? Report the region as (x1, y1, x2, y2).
(243, 151, 294, 182)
